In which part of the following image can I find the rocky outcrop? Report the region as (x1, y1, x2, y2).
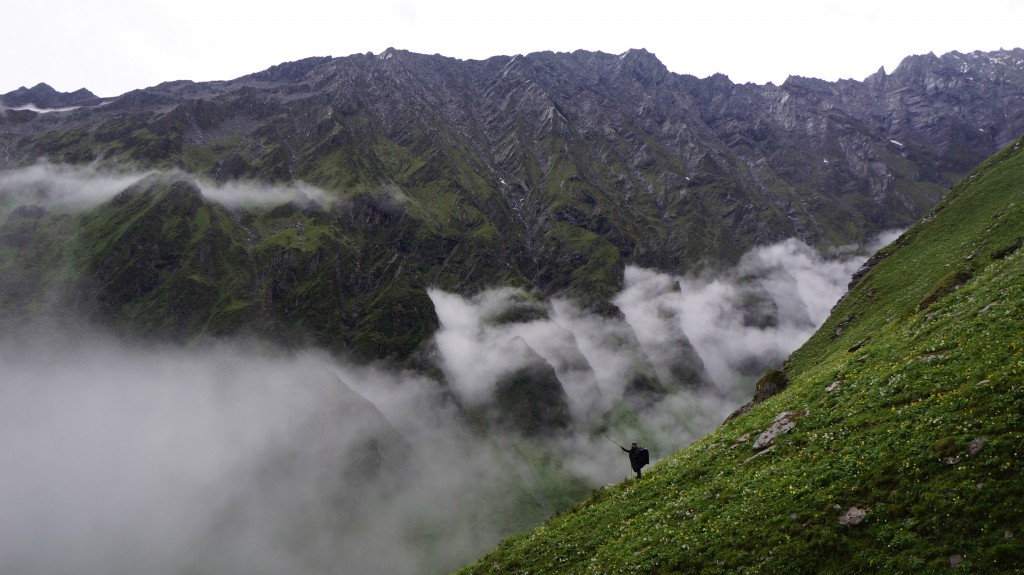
(751, 408, 808, 451)
(725, 368, 790, 420)
(838, 506, 867, 526)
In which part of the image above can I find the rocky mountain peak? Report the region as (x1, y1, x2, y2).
(862, 65, 888, 88)
(888, 51, 944, 81)
(1, 82, 101, 109)
(615, 48, 669, 86)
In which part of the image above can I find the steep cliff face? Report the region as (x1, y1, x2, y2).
(2, 48, 1023, 362)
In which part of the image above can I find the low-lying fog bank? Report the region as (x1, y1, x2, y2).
(0, 184, 898, 573)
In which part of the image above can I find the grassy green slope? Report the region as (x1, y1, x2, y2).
(456, 138, 1024, 574)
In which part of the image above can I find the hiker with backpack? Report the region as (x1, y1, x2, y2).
(621, 441, 649, 478)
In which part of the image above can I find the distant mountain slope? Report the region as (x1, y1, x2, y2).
(1, 48, 1023, 362)
(456, 136, 1024, 573)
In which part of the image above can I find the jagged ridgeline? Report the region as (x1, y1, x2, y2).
(3, 48, 1024, 362)
(457, 136, 1024, 573)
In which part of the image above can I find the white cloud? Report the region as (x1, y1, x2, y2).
(429, 287, 541, 405)
(0, 163, 153, 209)
(0, 334, 560, 575)
(0, 163, 334, 211)
(619, 235, 900, 400)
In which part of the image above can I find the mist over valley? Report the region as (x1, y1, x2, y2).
(0, 165, 894, 574)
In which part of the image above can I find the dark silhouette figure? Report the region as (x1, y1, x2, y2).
(622, 442, 649, 478)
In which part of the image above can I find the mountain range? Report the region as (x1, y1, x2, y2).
(2, 47, 1023, 368)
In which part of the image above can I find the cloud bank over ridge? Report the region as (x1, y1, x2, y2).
(0, 163, 334, 211)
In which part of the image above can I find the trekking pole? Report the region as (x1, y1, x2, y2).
(602, 434, 625, 449)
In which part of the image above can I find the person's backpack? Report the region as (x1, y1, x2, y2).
(629, 447, 649, 471)
(636, 447, 649, 467)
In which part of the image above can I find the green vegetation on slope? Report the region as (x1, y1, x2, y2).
(456, 138, 1024, 573)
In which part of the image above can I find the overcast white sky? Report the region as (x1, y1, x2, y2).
(2, 0, 1022, 98)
